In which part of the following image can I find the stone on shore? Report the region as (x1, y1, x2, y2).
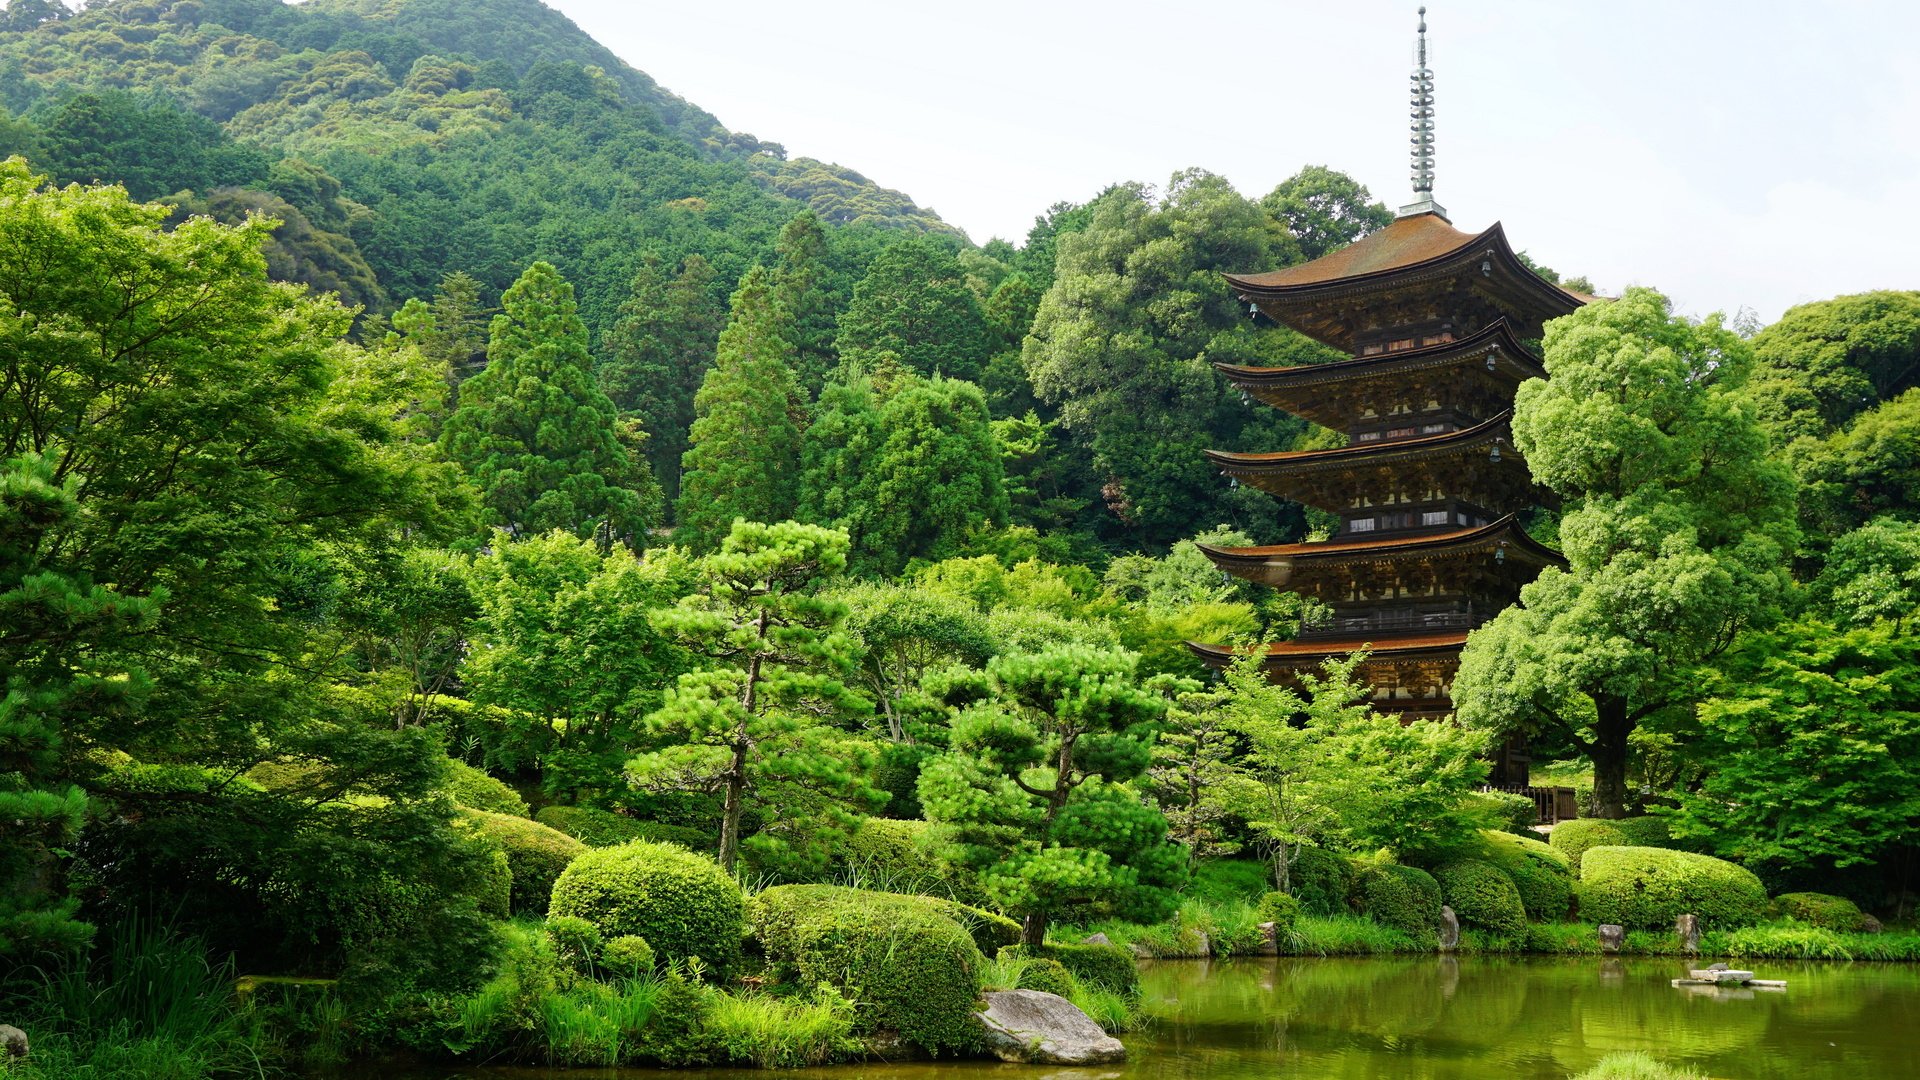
(0, 1024, 25, 1059)
(977, 989, 1127, 1065)
(1598, 924, 1625, 953)
(1677, 913, 1700, 953)
(1438, 906, 1460, 950)
(1255, 921, 1281, 956)
(1082, 932, 1111, 946)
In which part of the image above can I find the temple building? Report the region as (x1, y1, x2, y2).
(1189, 9, 1585, 781)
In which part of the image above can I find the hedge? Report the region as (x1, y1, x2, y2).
(534, 805, 712, 849)
(1354, 863, 1441, 942)
(1770, 892, 1868, 932)
(1476, 830, 1574, 921)
(460, 809, 587, 915)
(1549, 817, 1673, 872)
(1287, 846, 1357, 916)
(1577, 846, 1767, 930)
(1434, 859, 1527, 937)
(751, 885, 983, 1054)
(1000, 941, 1139, 997)
(444, 759, 529, 817)
(549, 841, 745, 972)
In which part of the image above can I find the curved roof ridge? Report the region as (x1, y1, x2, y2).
(1224, 212, 1490, 292)
(1204, 409, 1512, 468)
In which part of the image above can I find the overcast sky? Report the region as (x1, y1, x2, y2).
(547, 0, 1917, 324)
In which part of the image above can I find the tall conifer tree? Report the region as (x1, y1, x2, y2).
(598, 253, 724, 502)
(675, 267, 807, 550)
(441, 261, 660, 545)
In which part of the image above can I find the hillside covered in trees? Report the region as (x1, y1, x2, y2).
(2, 1, 1919, 1077)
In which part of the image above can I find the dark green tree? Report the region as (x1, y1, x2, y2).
(597, 253, 725, 502)
(834, 236, 996, 383)
(917, 646, 1186, 946)
(1748, 291, 1920, 441)
(675, 267, 807, 551)
(770, 211, 842, 396)
(441, 261, 661, 544)
(36, 90, 268, 202)
(1260, 164, 1392, 261)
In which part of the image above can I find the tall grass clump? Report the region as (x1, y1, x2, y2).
(1287, 915, 1421, 956)
(1572, 1051, 1708, 1080)
(705, 987, 860, 1067)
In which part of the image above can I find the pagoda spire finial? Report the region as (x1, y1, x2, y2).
(1398, 6, 1449, 221)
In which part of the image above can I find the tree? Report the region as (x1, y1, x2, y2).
(597, 253, 724, 501)
(1747, 291, 1920, 442)
(1260, 165, 1391, 261)
(1667, 619, 1920, 878)
(627, 520, 880, 870)
(835, 580, 998, 742)
(36, 90, 269, 202)
(1022, 171, 1305, 547)
(441, 261, 661, 544)
(674, 268, 807, 551)
(770, 211, 841, 396)
(1455, 288, 1798, 817)
(917, 646, 1186, 946)
(833, 236, 996, 383)
(1789, 387, 1920, 540)
(1810, 516, 1920, 629)
(1149, 681, 1243, 867)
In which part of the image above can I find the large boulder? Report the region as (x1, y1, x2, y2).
(977, 990, 1126, 1065)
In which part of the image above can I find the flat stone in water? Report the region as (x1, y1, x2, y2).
(977, 989, 1127, 1066)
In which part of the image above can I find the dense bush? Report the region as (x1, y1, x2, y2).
(926, 898, 1022, 955)
(1287, 847, 1357, 916)
(1578, 847, 1767, 929)
(548, 842, 745, 972)
(1189, 859, 1273, 904)
(445, 760, 530, 817)
(533, 806, 711, 849)
(1770, 892, 1868, 931)
(834, 818, 956, 894)
(1256, 891, 1302, 938)
(1434, 859, 1527, 936)
(750, 885, 983, 1054)
(1353, 863, 1441, 942)
(1474, 790, 1538, 834)
(1476, 830, 1574, 920)
(601, 935, 655, 977)
(1013, 941, 1139, 997)
(1013, 956, 1076, 996)
(544, 915, 601, 974)
(475, 846, 513, 919)
(461, 810, 588, 915)
(1550, 817, 1673, 872)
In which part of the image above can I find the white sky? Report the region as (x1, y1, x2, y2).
(548, 0, 1919, 324)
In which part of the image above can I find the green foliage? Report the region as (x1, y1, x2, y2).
(600, 934, 656, 978)
(1256, 892, 1302, 936)
(1000, 941, 1140, 997)
(1577, 846, 1768, 930)
(444, 759, 529, 816)
(1433, 859, 1527, 936)
(1353, 863, 1441, 943)
(917, 646, 1186, 945)
(1810, 517, 1920, 627)
(1013, 956, 1077, 996)
(460, 809, 586, 915)
(833, 818, 956, 895)
(1457, 287, 1798, 817)
(1666, 618, 1920, 875)
(1549, 817, 1672, 873)
(1187, 859, 1273, 904)
(441, 261, 661, 543)
(1791, 391, 1920, 538)
(833, 236, 995, 383)
(1770, 892, 1869, 932)
(534, 806, 711, 849)
(1260, 164, 1392, 261)
(674, 269, 807, 550)
(597, 253, 725, 501)
(1572, 1052, 1709, 1080)
(1474, 830, 1574, 921)
(547, 841, 745, 972)
(1747, 290, 1920, 442)
(749, 884, 984, 1054)
(35, 89, 268, 201)
(543, 914, 602, 975)
(1474, 790, 1538, 834)
(1286, 847, 1358, 916)
(1285, 914, 1422, 956)
(629, 520, 881, 870)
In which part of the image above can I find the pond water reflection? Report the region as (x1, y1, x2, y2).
(344, 955, 1920, 1080)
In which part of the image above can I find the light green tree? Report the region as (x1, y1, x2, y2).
(1260, 164, 1392, 261)
(441, 261, 661, 544)
(627, 520, 880, 869)
(674, 268, 807, 551)
(1455, 288, 1798, 818)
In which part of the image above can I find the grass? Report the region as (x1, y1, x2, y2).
(1287, 915, 1423, 955)
(1571, 1051, 1708, 1080)
(705, 987, 860, 1068)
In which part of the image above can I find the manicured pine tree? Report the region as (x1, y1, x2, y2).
(675, 267, 807, 551)
(441, 261, 661, 545)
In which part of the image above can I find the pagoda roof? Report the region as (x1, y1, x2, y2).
(1214, 319, 1544, 408)
(1206, 408, 1513, 475)
(1225, 213, 1586, 351)
(1195, 514, 1563, 588)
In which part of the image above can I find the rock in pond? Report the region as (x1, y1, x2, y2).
(977, 989, 1126, 1065)
(1677, 913, 1700, 954)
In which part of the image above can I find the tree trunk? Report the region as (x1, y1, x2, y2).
(1589, 695, 1634, 820)
(1021, 912, 1048, 949)
(717, 737, 748, 870)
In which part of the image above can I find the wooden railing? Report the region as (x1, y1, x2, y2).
(1480, 784, 1579, 825)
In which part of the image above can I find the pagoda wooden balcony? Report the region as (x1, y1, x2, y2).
(1299, 607, 1481, 640)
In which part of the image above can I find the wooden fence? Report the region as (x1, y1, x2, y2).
(1479, 784, 1579, 825)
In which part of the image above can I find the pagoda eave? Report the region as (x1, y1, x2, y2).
(1186, 630, 1469, 668)
(1197, 514, 1563, 589)
(1205, 409, 1515, 474)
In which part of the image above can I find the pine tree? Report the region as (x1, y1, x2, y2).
(441, 261, 660, 544)
(771, 212, 841, 397)
(675, 267, 807, 551)
(598, 253, 724, 503)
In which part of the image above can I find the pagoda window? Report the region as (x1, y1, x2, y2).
(1387, 426, 1417, 439)
(1387, 337, 1416, 352)
(1421, 422, 1449, 434)
(1362, 343, 1386, 356)
(1354, 431, 1382, 443)
(1421, 510, 1450, 526)
(1347, 517, 1377, 533)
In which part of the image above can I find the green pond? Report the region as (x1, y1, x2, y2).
(355, 956, 1920, 1079)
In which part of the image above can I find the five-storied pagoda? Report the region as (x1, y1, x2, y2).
(1189, 8, 1584, 782)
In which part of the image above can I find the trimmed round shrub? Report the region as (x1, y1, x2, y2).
(1476, 830, 1574, 921)
(601, 934, 656, 977)
(445, 759, 529, 817)
(1354, 863, 1442, 942)
(534, 805, 712, 849)
(1019, 941, 1139, 997)
(1288, 846, 1358, 916)
(1578, 846, 1767, 930)
(461, 809, 588, 915)
(1550, 817, 1675, 873)
(1771, 892, 1868, 932)
(545, 914, 602, 973)
(1256, 891, 1302, 938)
(751, 884, 984, 1054)
(1434, 859, 1527, 936)
(1014, 957, 1076, 997)
(836, 818, 951, 889)
(548, 841, 745, 972)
